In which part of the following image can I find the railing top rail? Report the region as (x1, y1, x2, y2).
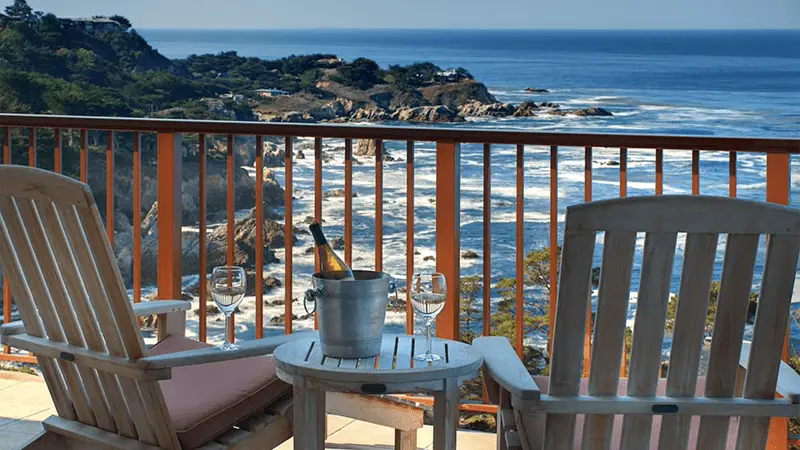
(1, 113, 798, 153)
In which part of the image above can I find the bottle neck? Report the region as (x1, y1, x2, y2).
(310, 224, 327, 246)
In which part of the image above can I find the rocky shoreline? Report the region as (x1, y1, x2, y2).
(256, 79, 613, 124)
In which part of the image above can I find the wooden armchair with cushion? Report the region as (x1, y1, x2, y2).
(0, 166, 423, 450)
(476, 196, 800, 450)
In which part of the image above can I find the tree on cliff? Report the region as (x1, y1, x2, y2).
(109, 15, 132, 30)
(3, 0, 34, 23)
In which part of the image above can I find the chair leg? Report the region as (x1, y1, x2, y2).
(395, 429, 417, 450)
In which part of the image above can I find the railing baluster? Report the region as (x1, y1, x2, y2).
(620, 147, 627, 197)
(255, 135, 264, 339)
(284, 137, 293, 335)
(156, 132, 183, 341)
(344, 138, 353, 267)
(314, 137, 323, 330)
(584, 146, 592, 378)
(1, 127, 8, 354)
(314, 137, 323, 274)
(435, 141, 460, 341)
(132, 132, 141, 305)
(692, 149, 700, 195)
(226, 134, 235, 341)
(482, 143, 491, 337)
(53, 128, 62, 173)
(655, 148, 663, 195)
(28, 128, 36, 167)
(198, 133, 207, 342)
(79, 129, 88, 183)
(765, 150, 791, 450)
(516, 144, 524, 357)
(729, 152, 737, 197)
(548, 145, 558, 356)
(106, 131, 114, 246)
(406, 141, 415, 335)
(375, 139, 383, 272)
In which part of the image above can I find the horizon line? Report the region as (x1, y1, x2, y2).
(136, 27, 800, 32)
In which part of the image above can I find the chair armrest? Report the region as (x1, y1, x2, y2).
(0, 320, 25, 344)
(473, 336, 540, 401)
(137, 331, 318, 371)
(740, 341, 800, 404)
(132, 300, 192, 317)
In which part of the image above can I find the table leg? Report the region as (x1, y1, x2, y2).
(293, 376, 326, 450)
(433, 378, 459, 450)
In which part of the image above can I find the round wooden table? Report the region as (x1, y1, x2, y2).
(274, 333, 483, 450)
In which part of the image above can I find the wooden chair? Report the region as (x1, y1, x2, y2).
(475, 195, 800, 450)
(0, 166, 423, 450)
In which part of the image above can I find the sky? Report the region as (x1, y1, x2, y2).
(25, 0, 800, 30)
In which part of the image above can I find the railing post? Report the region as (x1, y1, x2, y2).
(435, 141, 460, 341)
(156, 132, 184, 340)
(766, 151, 791, 450)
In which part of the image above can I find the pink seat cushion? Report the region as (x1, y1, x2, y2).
(149, 335, 292, 449)
(528, 376, 739, 450)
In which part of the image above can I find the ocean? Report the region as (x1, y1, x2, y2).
(139, 29, 800, 358)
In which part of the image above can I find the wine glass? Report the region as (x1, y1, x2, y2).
(411, 272, 447, 362)
(210, 266, 246, 351)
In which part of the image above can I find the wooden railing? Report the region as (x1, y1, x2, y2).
(0, 113, 797, 446)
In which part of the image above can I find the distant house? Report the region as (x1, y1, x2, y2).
(67, 17, 122, 33)
(434, 69, 468, 83)
(254, 88, 288, 98)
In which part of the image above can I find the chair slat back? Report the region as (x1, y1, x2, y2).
(618, 232, 677, 449)
(548, 195, 800, 450)
(0, 166, 179, 449)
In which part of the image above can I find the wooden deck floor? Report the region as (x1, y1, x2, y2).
(0, 372, 494, 450)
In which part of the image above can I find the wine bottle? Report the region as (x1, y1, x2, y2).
(309, 222, 355, 280)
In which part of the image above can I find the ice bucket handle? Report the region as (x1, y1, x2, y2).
(303, 287, 327, 315)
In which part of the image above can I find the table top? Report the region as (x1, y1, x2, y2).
(273, 334, 482, 385)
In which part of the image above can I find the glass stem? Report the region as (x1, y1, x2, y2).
(426, 317, 432, 355)
(225, 313, 232, 344)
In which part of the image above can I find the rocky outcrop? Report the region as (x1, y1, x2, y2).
(350, 105, 390, 122)
(570, 107, 613, 117)
(458, 101, 515, 118)
(310, 99, 358, 121)
(262, 142, 285, 167)
(418, 80, 496, 110)
(267, 111, 317, 123)
(512, 101, 540, 117)
(324, 189, 358, 199)
(390, 105, 463, 123)
(524, 87, 550, 93)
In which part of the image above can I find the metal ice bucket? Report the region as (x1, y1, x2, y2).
(304, 270, 397, 358)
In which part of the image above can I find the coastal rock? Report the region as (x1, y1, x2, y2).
(570, 107, 613, 117)
(355, 139, 378, 156)
(539, 102, 560, 108)
(324, 189, 358, 199)
(388, 90, 430, 110)
(458, 101, 515, 118)
(513, 101, 540, 117)
(391, 105, 464, 123)
(418, 80, 497, 110)
(296, 150, 305, 159)
(524, 87, 550, 93)
(461, 250, 480, 259)
(262, 142, 285, 167)
(350, 105, 389, 122)
(268, 111, 317, 123)
(329, 236, 345, 250)
(310, 98, 357, 121)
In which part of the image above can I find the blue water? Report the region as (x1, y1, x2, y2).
(141, 29, 800, 357)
